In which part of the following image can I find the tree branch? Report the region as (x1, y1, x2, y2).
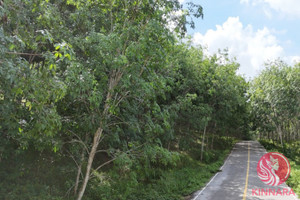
(92, 157, 117, 173)
(6, 52, 43, 56)
(65, 139, 89, 155)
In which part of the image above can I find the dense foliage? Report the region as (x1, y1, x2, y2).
(0, 0, 253, 200)
(249, 61, 300, 196)
(249, 61, 300, 145)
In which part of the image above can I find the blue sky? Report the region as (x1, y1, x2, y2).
(181, 0, 300, 78)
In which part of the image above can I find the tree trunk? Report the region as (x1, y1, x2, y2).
(277, 125, 283, 148)
(200, 126, 207, 161)
(206, 134, 209, 151)
(76, 69, 123, 200)
(76, 127, 103, 200)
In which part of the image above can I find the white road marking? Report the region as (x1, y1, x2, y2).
(192, 144, 236, 200)
(191, 172, 220, 200)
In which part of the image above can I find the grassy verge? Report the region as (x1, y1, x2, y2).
(87, 150, 231, 200)
(259, 139, 300, 196)
(87, 137, 237, 200)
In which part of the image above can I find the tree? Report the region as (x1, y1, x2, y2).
(249, 60, 300, 146)
(1, 0, 204, 199)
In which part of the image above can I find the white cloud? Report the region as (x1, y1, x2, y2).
(290, 56, 300, 64)
(241, 0, 300, 19)
(193, 17, 285, 78)
(240, 0, 249, 4)
(263, 7, 273, 19)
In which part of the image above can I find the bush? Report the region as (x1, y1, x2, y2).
(86, 148, 230, 200)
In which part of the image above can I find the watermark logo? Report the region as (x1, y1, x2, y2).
(257, 152, 290, 186)
(252, 188, 296, 196)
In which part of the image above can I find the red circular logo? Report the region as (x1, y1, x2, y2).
(257, 152, 290, 186)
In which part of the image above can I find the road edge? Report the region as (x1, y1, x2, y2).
(189, 141, 239, 200)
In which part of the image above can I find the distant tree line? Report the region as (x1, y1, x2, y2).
(249, 61, 300, 146)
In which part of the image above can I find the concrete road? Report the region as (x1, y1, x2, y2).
(190, 141, 299, 200)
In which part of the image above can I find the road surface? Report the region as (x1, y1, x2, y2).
(190, 141, 299, 200)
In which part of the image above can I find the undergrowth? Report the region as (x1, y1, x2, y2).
(86, 136, 236, 200)
(86, 150, 230, 200)
(259, 139, 300, 196)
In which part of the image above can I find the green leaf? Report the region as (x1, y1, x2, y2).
(25, 101, 32, 111)
(9, 44, 15, 50)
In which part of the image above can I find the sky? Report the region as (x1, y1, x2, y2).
(180, 0, 300, 79)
